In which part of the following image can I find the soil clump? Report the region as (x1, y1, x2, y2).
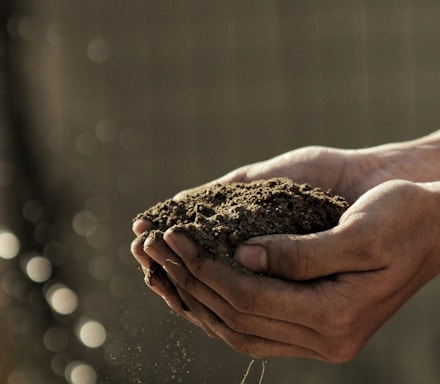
(135, 178, 349, 262)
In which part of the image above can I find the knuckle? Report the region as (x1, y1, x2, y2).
(130, 237, 145, 258)
(266, 236, 304, 280)
(281, 237, 309, 281)
(224, 314, 256, 335)
(209, 315, 259, 356)
(318, 311, 364, 363)
(229, 289, 257, 314)
(291, 240, 309, 281)
(223, 333, 253, 354)
(326, 338, 362, 363)
(328, 347, 357, 364)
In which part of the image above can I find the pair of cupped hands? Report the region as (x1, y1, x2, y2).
(131, 143, 440, 363)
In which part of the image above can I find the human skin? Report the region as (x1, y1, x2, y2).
(131, 130, 440, 362)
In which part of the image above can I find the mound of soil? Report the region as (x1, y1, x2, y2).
(135, 178, 349, 262)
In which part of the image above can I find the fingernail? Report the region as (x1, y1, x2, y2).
(132, 217, 151, 235)
(144, 273, 153, 287)
(235, 244, 267, 272)
(143, 262, 160, 287)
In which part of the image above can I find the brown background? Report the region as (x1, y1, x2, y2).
(1, 1, 440, 383)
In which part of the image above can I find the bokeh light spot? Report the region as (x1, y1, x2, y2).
(0, 230, 20, 259)
(22, 200, 44, 223)
(44, 327, 70, 353)
(96, 119, 118, 142)
(51, 353, 71, 377)
(76, 132, 98, 156)
(87, 37, 111, 64)
(25, 256, 52, 283)
(65, 361, 97, 384)
(46, 284, 78, 315)
(17, 15, 41, 42)
(77, 319, 107, 348)
(7, 369, 31, 384)
(72, 210, 98, 237)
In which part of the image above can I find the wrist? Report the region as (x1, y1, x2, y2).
(419, 181, 440, 276)
(361, 130, 440, 183)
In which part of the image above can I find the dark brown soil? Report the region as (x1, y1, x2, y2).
(135, 178, 349, 262)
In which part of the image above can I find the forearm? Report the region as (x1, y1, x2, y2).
(420, 180, 440, 275)
(363, 130, 440, 183)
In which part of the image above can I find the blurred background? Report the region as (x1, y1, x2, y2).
(1, 1, 440, 383)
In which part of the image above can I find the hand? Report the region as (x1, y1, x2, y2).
(132, 145, 367, 327)
(173, 143, 426, 204)
(136, 180, 440, 361)
(131, 132, 440, 360)
(174, 146, 372, 203)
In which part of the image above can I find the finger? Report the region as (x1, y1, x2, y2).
(134, 231, 236, 335)
(174, 269, 327, 355)
(142, 264, 181, 311)
(177, 287, 327, 360)
(143, 234, 221, 339)
(132, 234, 189, 316)
(162, 229, 329, 327)
(142, 234, 208, 329)
(152, 277, 204, 330)
(234, 222, 384, 281)
(162, 230, 397, 363)
(172, 286, 220, 340)
(131, 234, 177, 290)
(132, 218, 152, 236)
(130, 233, 153, 266)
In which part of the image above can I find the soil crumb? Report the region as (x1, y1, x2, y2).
(135, 178, 349, 262)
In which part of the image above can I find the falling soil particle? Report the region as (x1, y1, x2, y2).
(135, 178, 349, 263)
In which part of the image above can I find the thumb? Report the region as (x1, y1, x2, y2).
(234, 227, 380, 281)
